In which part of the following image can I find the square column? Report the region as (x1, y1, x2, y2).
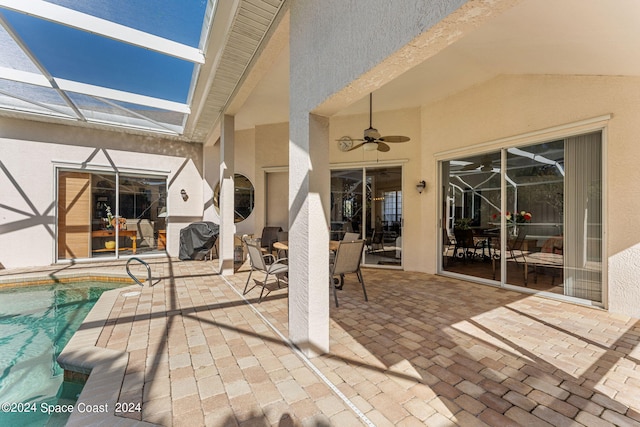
(288, 113, 330, 356)
(219, 114, 236, 275)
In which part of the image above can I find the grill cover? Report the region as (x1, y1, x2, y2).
(178, 221, 219, 260)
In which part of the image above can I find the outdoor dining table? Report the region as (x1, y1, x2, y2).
(272, 240, 341, 253)
(273, 240, 351, 289)
(524, 251, 563, 284)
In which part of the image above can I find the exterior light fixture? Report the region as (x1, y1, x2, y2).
(180, 189, 189, 201)
(416, 180, 426, 194)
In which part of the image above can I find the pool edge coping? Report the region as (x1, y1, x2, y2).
(0, 272, 135, 288)
(57, 283, 157, 427)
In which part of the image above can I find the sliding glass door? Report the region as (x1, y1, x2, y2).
(331, 166, 403, 267)
(440, 132, 602, 303)
(57, 170, 167, 260)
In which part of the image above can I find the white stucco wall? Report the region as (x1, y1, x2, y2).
(290, 0, 473, 115)
(330, 107, 424, 271)
(232, 72, 640, 319)
(250, 111, 425, 272)
(253, 122, 289, 234)
(203, 128, 257, 237)
(421, 74, 640, 317)
(287, 0, 495, 354)
(0, 117, 204, 269)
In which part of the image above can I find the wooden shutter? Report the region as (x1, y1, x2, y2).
(58, 172, 91, 259)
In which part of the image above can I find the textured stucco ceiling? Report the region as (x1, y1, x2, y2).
(233, 0, 640, 130)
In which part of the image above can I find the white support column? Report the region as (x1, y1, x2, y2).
(289, 113, 330, 356)
(219, 115, 236, 275)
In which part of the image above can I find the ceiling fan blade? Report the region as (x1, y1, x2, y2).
(379, 135, 410, 143)
(348, 142, 366, 151)
(377, 142, 391, 152)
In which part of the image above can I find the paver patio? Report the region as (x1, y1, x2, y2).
(2, 258, 640, 426)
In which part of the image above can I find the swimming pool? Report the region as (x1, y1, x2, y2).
(0, 280, 126, 427)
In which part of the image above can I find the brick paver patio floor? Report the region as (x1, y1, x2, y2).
(2, 258, 640, 426)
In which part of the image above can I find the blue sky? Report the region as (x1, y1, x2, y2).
(2, 1, 208, 104)
(46, 0, 207, 47)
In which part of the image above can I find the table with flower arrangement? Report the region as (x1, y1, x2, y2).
(92, 229, 137, 254)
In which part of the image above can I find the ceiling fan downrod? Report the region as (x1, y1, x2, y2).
(364, 93, 380, 141)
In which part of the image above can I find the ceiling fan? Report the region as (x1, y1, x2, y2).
(461, 155, 497, 172)
(338, 93, 410, 152)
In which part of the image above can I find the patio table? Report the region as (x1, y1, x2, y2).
(273, 240, 340, 252)
(524, 251, 563, 284)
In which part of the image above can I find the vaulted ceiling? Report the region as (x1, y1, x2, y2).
(2, 0, 640, 142)
(234, 0, 640, 129)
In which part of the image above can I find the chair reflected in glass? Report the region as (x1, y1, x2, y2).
(330, 240, 368, 307)
(453, 228, 484, 262)
(442, 229, 456, 267)
(525, 235, 564, 285)
(242, 236, 288, 302)
(492, 227, 528, 282)
(366, 230, 384, 253)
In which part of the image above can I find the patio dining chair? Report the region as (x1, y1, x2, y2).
(342, 232, 360, 242)
(330, 232, 361, 273)
(330, 239, 368, 307)
(259, 226, 283, 255)
(242, 236, 288, 302)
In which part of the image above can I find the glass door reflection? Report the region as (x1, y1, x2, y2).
(505, 142, 565, 289)
(442, 152, 502, 281)
(330, 169, 363, 241)
(364, 167, 402, 267)
(330, 166, 403, 267)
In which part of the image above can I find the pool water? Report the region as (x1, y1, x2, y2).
(0, 281, 126, 427)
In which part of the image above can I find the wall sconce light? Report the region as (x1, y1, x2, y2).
(180, 189, 189, 201)
(416, 180, 426, 194)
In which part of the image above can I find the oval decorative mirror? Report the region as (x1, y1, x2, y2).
(213, 174, 255, 223)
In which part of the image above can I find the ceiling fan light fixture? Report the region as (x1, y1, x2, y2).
(338, 93, 409, 152)
(363, 141, 378, 151)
